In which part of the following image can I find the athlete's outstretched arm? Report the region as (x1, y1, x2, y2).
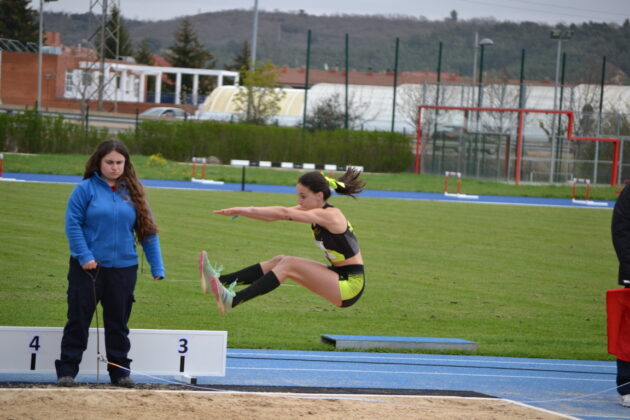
(214, 206, 289, 222)
(214, 206, 341, 226)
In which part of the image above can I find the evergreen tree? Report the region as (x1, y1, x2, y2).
(166, 18, 217, 96)
(0, 0, 38, 43)
(225, 40, 251, 82)
(135, 39, 154, 65)
(104, 4, 133, 59)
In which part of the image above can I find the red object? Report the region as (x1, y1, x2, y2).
(607, 288, 630, 361)
(414, 106, 620, 186)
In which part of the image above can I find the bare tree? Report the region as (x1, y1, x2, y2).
(233, 60, 286, 125)
(305, 92, 368, 131)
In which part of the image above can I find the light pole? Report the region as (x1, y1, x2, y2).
(549, 28, 573, 183)
(477, 38, 493, 108)
(247, 0, 259, 121)
(251, 0, 259, 69)
(470, 32, 478, 108)
(474, 38, 493, 177)
(434, 41, 443, 173)
(36, 0, 57, 111)
(550, 29, 573, 114)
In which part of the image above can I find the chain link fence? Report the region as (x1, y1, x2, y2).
(407, 81, 630, 185)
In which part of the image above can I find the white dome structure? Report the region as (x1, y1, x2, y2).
(198, 86, 305, 115)
(196, 82, 630, 133)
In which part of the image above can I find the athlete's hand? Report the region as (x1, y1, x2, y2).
(214, 207, 241, 216)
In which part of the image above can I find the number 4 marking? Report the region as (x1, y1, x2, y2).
(28, 335, 41, 353)
(28, 334, 41, 371)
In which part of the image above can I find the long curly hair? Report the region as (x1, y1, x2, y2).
(83, 139, 158, 242)
(298, 167, 365, 200)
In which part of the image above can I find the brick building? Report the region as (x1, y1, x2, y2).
(0, 33, 238, 114)
(0, 32, 463, 115)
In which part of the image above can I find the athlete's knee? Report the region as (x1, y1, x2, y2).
(275, 255, 301, 269)
(270, 255, 301, 282)
(271, 255, 287, 264)
(262, 255, 285, 269)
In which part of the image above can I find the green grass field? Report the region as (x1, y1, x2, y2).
(0, 174, 618, 361)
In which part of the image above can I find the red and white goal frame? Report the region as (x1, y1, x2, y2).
(414, 105, 621, 186)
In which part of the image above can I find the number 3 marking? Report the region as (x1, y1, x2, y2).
(178, 338, 189, 355)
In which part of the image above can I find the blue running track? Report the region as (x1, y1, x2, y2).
(1, 172, 615, 209)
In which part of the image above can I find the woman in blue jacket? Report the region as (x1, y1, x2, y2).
(55, 139, 165, 387)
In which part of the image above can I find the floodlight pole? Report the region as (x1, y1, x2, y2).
(344, 33, 349, 130)
(549, 28, 573, 183)
(477, 39, 493, 108)
(470, 32, 478, 108)
(391, 37, 399, 133)
(36, 0, 58, 110)
(595, 55, 607, 184)
(433, 41, 443, 173)
(246, 0, 259, 121)
(251, 0, 259, 69)
(36, 0, 43, 110)
(518, 49, 526, 109)
(475, 38, 493, 177)
(302, 29, 311, 129)
(96, 0, 108, 111)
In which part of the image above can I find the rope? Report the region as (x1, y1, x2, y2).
(97, 359, 473, 407)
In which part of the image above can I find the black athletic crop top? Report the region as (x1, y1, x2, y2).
(311, 204, 360, 263)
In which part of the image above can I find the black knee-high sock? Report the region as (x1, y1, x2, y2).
(232, 271, 280, 307)
(219, 263, 263, 285)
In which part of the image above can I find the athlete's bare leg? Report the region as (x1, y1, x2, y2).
(261, 255, 342, 306)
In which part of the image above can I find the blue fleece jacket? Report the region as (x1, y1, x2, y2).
(65, 172, 165, 278)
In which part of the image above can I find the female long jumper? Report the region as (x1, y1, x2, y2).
(199, 168, 365, 314)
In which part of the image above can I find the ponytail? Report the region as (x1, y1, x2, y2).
(330, 167, 365, 198)
(299, 168, 365, 200)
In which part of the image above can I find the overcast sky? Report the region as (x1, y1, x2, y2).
(42, 0, 629, 25)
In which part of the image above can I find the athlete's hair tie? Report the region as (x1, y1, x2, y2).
(324, 174, 345, 190)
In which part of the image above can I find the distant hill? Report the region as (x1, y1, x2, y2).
(44, 10, 630, 84)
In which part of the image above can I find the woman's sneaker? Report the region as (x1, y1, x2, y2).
(198, 251, 222, 294)
(112, 376, 135, 388)
(57, 376, 77, 387)
(621, 394, 630, 407)
(210, 276, 236, 315)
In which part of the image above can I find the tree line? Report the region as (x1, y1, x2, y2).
(32, 9, 630, 86)
(4, 2, 629, 83)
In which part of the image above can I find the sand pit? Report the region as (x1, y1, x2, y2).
(0, 386, 568, 419)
